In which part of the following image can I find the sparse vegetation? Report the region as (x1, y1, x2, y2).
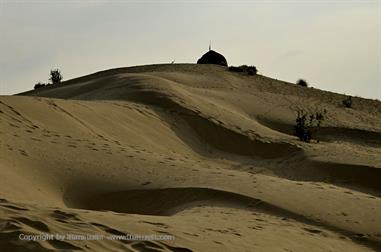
(34, 82, 46, 90)
(342, 96, 352, 108)
(294, 109, 326, 142)
(228, 66, 244, 72)
(49, 69, 63, 84)
(228, 65, 257, 75)
(297, 79, 308, 87)
(247, 66, 257, 75)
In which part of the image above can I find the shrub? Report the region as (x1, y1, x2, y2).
(342, 96, 352, 108)
(294, 109, 326, 142)
(228, 66, 244, 72)
(247, 66, 257, 75)
(297, 79, 308, 87)
(228, 65, 257, 75)
(49, 69, 63, 84)
(34, 82, 46, 90)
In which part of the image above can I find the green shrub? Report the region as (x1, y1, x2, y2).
(34, 82, 46, 90)
(294, 110, 326, 142)
(247, 66, 257, 75)
(342, 96, 352, 108)
(228, 65, 257, 75)
(297, 79, 308, 87)
(228, 66, 244, 72)
(49, 69, 63, 84)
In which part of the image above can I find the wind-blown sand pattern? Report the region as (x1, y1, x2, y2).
(1, 64, 380, 251)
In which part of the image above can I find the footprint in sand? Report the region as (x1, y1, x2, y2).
(250, 225, 264, 230)
(8, 123, 20, 128)
(18, 149, 28, 156)
(183, 232, 199, 237)
(303, 227, 323, 234)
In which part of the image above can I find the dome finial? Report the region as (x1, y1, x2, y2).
(209, 40, 211, 51)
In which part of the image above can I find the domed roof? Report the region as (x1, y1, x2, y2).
(197, 50, 228, 66)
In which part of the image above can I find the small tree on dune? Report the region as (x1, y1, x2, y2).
(297, 79, 308, 87)
(294, 109, 326, 142)
(342, 96, 352, 108)
(34, 82, 46, 90)
(49, 69, 63, 84)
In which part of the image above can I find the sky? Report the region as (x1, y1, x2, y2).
(1, 0, 380, 99)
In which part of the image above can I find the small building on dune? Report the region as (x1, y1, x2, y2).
(197, 44, 228, 66)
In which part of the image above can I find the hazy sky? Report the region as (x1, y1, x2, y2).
(1, 0, 380, 99)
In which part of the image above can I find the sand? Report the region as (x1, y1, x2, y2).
(1, 64, 380, 251)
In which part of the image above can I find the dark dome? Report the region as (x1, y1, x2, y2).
(197, 50, 228, 66)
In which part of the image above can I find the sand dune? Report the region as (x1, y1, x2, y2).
(1, 64, 380, 251)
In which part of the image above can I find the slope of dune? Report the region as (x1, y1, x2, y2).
(1, 64, 381, 251)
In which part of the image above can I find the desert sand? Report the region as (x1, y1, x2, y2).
(1, 64, 380, 251)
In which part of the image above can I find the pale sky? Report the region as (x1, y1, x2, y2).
(1, 0, 380, 99)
